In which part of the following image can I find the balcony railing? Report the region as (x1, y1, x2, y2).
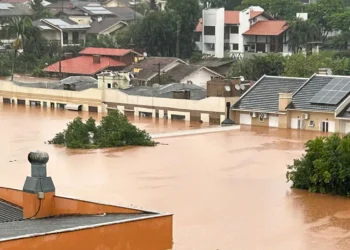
(49, 39, 85, 47)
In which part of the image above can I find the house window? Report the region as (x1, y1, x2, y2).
(204, 26, 215, 35)
(259, 114, 264, 122)
(63, 32, 68, 44)
(231, 43, 239, 50)
(321, 121, 329, 132)
(107, 83, 112, 88)
(224, 43, 230, 51)
(72, 31, 79, 44)
(231, 26, 239, 34)
(308, 120, 315, 127)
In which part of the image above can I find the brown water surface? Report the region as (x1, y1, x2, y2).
(1, 104, 350, 250)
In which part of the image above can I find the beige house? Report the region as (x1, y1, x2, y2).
(232, 74, 350, 133)
(33, 18, 89, 47)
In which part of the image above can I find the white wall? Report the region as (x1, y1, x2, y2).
(181, 68, 218, 88)
(215, 8, 225, 58)
(69, 16, 91, 25)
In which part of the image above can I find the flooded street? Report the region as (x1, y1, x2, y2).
(1, 104, 350, 250)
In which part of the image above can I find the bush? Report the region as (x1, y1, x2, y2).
(287, 134, 350, 196)
(49, 110, 156, 149)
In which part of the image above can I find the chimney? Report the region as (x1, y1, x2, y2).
(23, 151, 55, 219)
(279, 92, 293, 112)
(93, 55, 101, 64)
(64, 52, 73, 59)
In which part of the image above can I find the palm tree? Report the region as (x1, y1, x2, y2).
(8, 16, 32, 80)
(286, 18, 320, 54)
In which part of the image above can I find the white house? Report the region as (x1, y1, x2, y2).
(195, 6, 292, 59)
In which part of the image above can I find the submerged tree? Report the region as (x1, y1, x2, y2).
(49, 110, 155, 149)
(287, 134, 350, 196)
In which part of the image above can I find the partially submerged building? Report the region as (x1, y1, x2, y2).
(0, 151, 173, 250)
(232, 73, 350, 133)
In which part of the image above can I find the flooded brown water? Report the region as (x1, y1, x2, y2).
(1, 104, 350, 250)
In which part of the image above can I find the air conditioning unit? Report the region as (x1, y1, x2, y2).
(303, 113, 309, 120)
(250, 112, 257, 118)
(263, 113, 269, 119)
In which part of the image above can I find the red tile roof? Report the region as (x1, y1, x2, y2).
(243, 20, 289, 36)
(195, 18, 203, 32)
(43, 55, 126, 75)
(224, 11, 240, 24)
(79, 47, 142, 57)
(250, 11, 263, 20)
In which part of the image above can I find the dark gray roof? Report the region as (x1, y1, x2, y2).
(0, 213, 156, 240)
(124, 57, 184, 81)
(337, 103, 350, 118)
(0, 199, 23, 223)
(105, 7, 143, 20)
(0, 3, 32, 16)
(162, 64, 203, 82)
(47, 0, 99, 9)
(233, 75, 307, 112)
(51, 8, 86, 16)
(13, 77, 98, 91)
(289, 75, 350, 112)
(120, 83, 207, 100)
(194, 58, 234, 68)
(87, 17, 126, 34)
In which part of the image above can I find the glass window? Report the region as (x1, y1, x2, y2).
(204, 26, 215, 35)
(72, 32, 79, 43)
(231, 44, 239, 50)
(231, 26, 239, 34)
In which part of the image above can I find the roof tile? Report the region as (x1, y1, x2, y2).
(244, 20, 288, 36)
(80, 47, 141, 57)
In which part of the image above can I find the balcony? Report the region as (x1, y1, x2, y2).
(49, 39, 86, 47)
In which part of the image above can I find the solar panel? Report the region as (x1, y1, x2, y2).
(0, 4, 9, 10)
(46, 19, 69, 26)
(2, 3, 13, 8)
(310, 77, 350, 105)
(39, 25, 52, 30)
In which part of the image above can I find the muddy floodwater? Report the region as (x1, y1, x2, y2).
(1, 104, 350, 250)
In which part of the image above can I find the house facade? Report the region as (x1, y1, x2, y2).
(195, 6, 291, 59)
(33, 18, 90, 47)
(232, 73, 350, 134)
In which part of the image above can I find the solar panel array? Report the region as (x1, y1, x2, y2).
(84, 6, 112, 14)
(310, 78, 350, 105)
(46, 19, 70, 26)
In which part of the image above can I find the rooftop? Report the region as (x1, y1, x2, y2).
(0, 213, 157, 241)
(119, 83, 207, 100)
(124, 57, 186, 81)
(194, 58, 234, 68)
(105, 6, 143, 20)
(0, 2, 32, 16)
(44, 55, 126, 75)
(163, 64, 222, 83)
(232, 75, 307, 113)
(87, 17, 127, 34)
(243, 20, 288, 36)
(289, 75, 350, 112)
(224, 10, 239, 24)
(79, 47, 140, 57)
(0, 199, 22, 223)
(34, 18, 90, 30)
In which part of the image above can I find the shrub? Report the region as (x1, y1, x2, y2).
(287, 134, 350, 196)
(49, 110, 156, 149)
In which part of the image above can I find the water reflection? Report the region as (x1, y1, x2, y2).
(1, 104, 350, 250)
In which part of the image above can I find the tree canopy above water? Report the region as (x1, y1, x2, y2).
(287, 134, 350, 196)
(49, 110, 156, 149)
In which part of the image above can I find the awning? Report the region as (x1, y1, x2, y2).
(65, 104, 82, 111)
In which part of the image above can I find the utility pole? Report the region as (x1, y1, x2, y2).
(176, 17, 181, 58)
(153, 62, 161, 84)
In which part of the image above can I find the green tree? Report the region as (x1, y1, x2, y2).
(136, 1, 151, 15)
(31, 0, 52, 20)
(8, 16, 32, 80)
(49, 110, 155, 148)
(287, 134, 350, 196)
(166, 0, 200, 58)
(202, 0, 243, 10)
(230, 53, 286, 80)
(283, 53, 350, 78)
(86, 34, 118, 48)
(238, 0, 301, 20)
(286, 18, 319, 53)
(307, 0, 344, 43)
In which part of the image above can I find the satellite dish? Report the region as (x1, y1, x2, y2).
(143, 52, 148, 57)
(327, 68, 333, 75)
(240, 84, 246, 91)
(129, 72, 134, 78)
(187, 80, 193, 85)
(224, 86, 231, 92)
(235, 84, 240, 90)
(240, 76, 245, 81)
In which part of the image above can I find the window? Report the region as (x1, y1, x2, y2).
(308, 120, 315, 127)
(231, 43, 239, 50)
(63, 32, 68, 44)
(204, 26, 215, 35)
(224, 43, 230, 51)
(107, 83, 112, 88)
(259, 114, 264, 122)
(231, 26, 239, 34)
(72, 31, 79, 44)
